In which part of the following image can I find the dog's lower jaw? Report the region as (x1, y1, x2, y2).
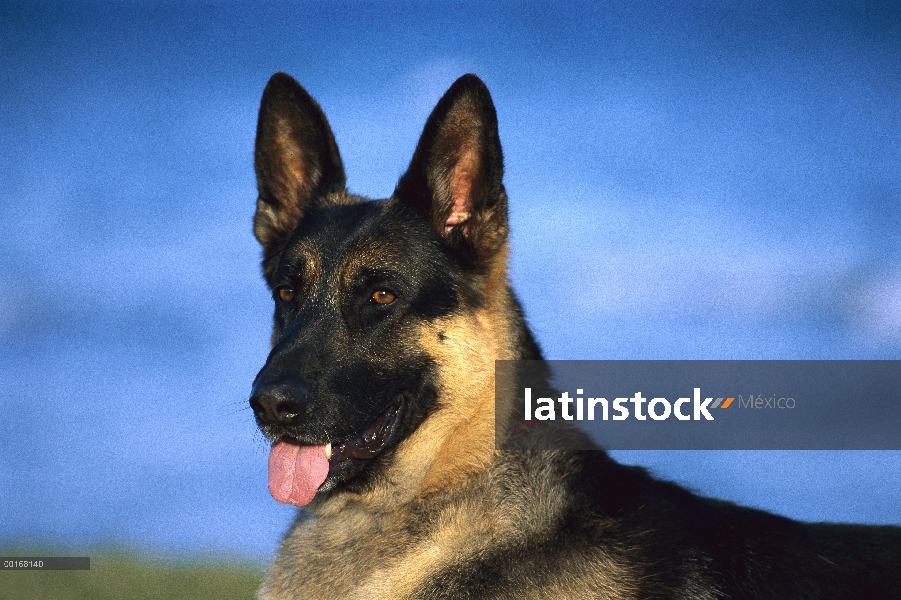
(305, 409, 499, 514)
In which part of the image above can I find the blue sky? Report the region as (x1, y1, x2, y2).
(1, 1, 899, 560)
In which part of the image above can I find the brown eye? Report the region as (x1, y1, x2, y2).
(277, 287, 295, 303)
(371, 290, 396, 305)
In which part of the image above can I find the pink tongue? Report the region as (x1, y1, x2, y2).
(268, 442, 330, 506)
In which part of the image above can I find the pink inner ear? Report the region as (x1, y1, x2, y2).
(444, 209, 472, 234)
(444, 148, 479, 236)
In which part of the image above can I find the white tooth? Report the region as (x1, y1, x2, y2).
(325, 443, 332, 460)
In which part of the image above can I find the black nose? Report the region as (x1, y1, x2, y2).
(249, 380, 310, 426)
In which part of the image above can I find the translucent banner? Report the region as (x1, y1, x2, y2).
(495, 361, 901, 450)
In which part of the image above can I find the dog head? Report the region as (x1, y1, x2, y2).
(249, 73, 517, 506)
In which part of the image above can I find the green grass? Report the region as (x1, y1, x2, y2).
(0, 548, 265, 600)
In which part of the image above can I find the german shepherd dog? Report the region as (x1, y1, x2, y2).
(248, 72, 901, 599)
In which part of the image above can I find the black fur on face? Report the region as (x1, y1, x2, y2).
(249, 72, 507, 492)
(251, 200, 463, 490)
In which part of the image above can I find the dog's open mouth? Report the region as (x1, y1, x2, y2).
(268, 401, 403, 507)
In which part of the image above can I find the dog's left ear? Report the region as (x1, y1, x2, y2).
(394, 74, 507, 267)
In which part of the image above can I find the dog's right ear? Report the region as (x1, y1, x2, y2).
(253, 73, 345, 269)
